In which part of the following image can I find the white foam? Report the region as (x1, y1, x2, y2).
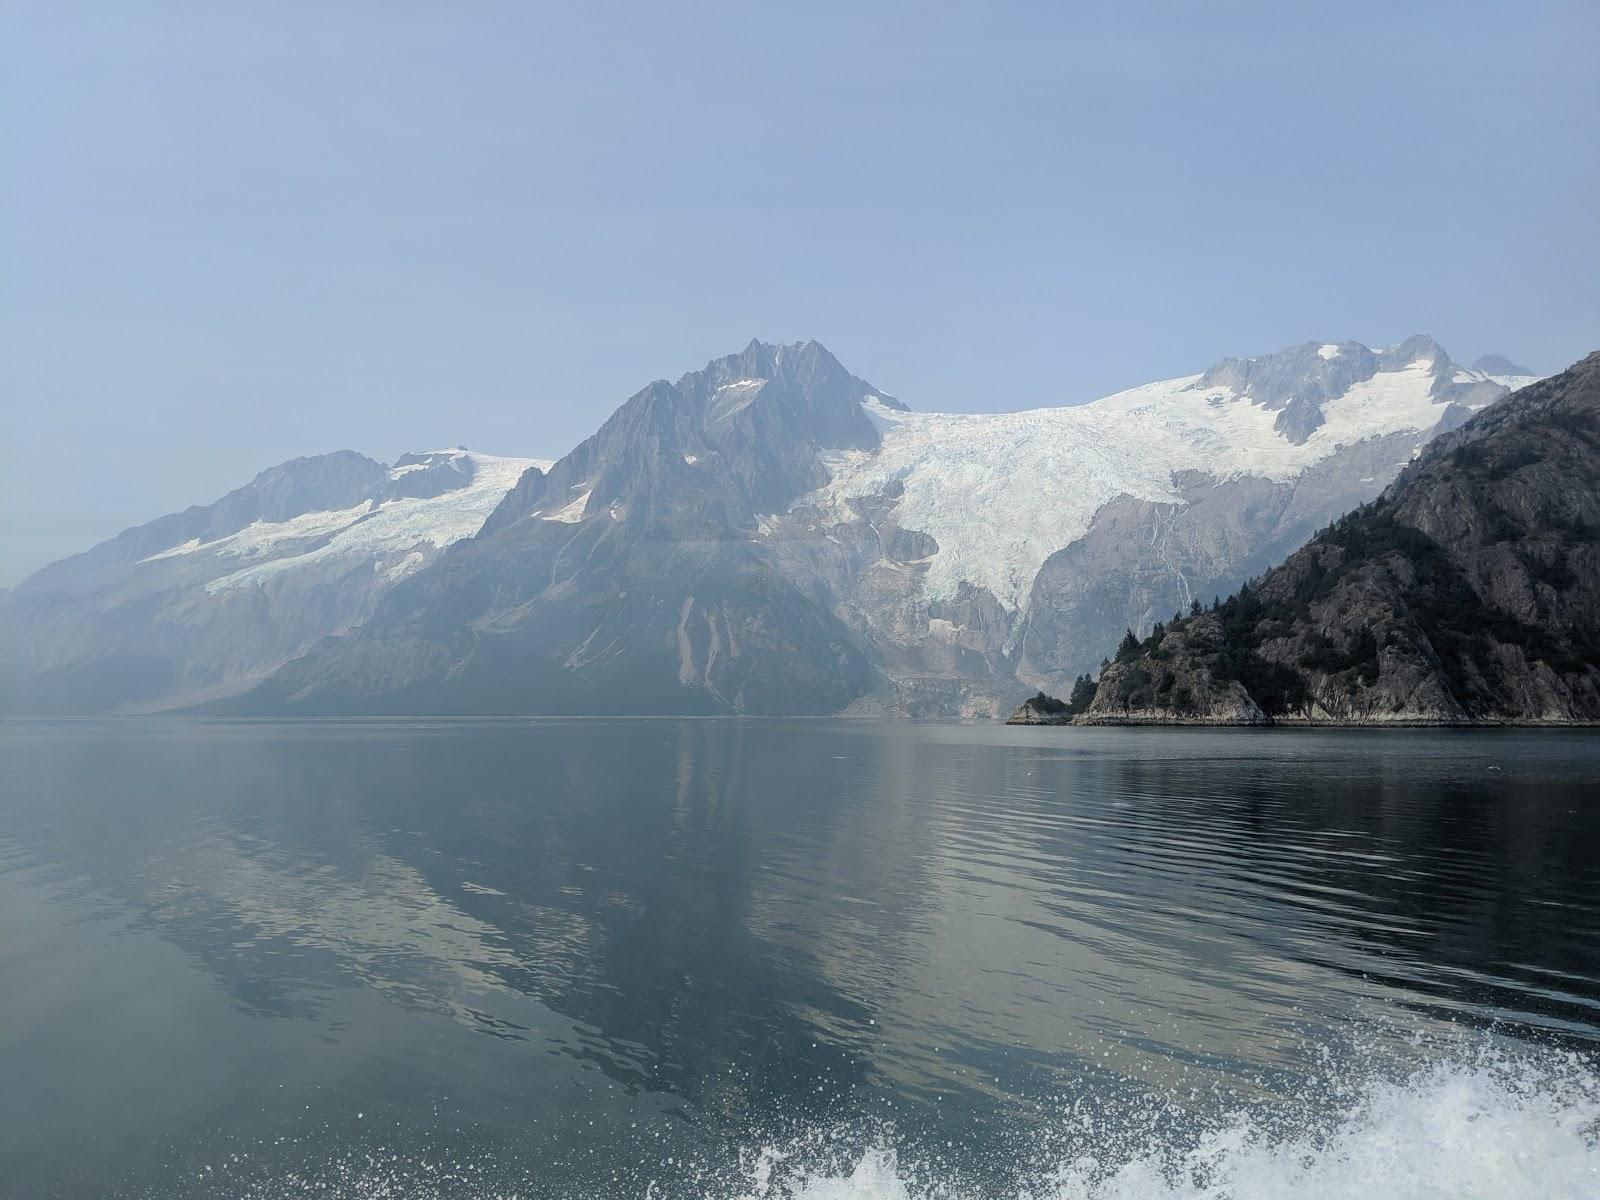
(731, 1048, 1600, 1200)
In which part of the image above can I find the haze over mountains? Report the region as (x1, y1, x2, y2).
(0, 337, 1540, 717)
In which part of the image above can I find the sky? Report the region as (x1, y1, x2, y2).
(2, 1, 1597, 586)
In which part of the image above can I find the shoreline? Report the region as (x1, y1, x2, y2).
(1067, 715, 1600, 729)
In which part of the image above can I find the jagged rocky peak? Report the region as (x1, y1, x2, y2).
(1191, 335, 1490, 445)
(1196, 340, 1381, 443)
(383, 448, 481, 501)
(1375, 333, 1451, 372)
(670, 341, 903, 500)
(486, 339, 900, 536)
(682, 339, 907, 422)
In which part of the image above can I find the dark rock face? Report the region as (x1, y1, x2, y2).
(1005, 693, 1073, 725)
(1079, 354, 1600, 725)
(1016, 433, 1424, 693)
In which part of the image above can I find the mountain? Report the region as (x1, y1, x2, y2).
(0, 449, 545, 713)
(1473, 353, 1537, 382)
(2, 336, 1539, 716)
(1076, 353, 1600, 725)
(227, 340, 890, 715)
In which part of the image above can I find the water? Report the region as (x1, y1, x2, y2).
(1, 720, 1597, 1199)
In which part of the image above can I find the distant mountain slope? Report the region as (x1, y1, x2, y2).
(1078, 353, 1600, 725)
(0, 449, 545, 713)
(1473, 353, 1537, 384)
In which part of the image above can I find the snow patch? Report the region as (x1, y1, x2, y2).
(385, 550, 426, 581)
(141, 537, 203, 563)
(1318, 344, 1341, 360)
(544, 489, 592, 523)
(1487, 374, 1540, 392)
(1313, 359, 1441, 442)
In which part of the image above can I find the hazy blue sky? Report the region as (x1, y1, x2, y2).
(3, 1, 1596, 584)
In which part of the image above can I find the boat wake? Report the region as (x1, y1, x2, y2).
(732, 1046, 1599, 1200)
(155, 1040, 1599, 1199)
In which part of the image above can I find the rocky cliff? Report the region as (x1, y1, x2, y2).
(1077, 353, 1600, 726)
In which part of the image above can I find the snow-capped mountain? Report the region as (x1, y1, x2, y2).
(1, 448, 546, 713)
(3, 336, 1542, 716)
(1471, 353, 1539, 389)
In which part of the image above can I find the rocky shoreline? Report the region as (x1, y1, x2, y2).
(1065, 712, 1600, 728)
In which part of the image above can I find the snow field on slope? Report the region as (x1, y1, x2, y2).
(174, 451, 547, 593)
(812, 360, 1454, 613)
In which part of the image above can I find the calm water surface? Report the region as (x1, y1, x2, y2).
(2, 720, 1598, 1198)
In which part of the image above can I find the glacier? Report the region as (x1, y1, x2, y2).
(805, 352, 1511, 614)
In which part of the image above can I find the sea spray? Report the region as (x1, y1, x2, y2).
(732, 1045, 1600, 1200)
(136, 1040, 1600, 1199)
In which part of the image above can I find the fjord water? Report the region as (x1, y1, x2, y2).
(2, 721, 1598, 1199)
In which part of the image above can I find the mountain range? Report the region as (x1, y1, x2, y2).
(0, 337, 1541, 716)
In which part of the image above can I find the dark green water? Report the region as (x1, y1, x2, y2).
(2, 720, 1598, 1198)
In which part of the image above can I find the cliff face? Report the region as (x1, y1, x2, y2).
(1078, 352, 1600, 726)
